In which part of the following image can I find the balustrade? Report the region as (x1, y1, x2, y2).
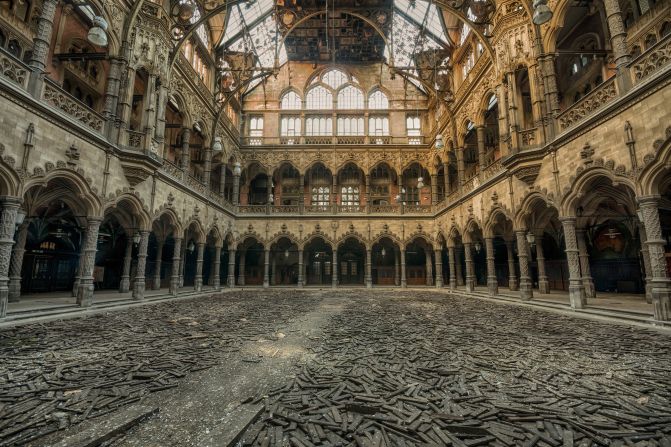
(43, 79, 104, 132)
(0, 48, 29, 89)
(557, 77, 618, 131)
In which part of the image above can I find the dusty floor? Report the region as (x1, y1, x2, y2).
(1, 290, 670, 446)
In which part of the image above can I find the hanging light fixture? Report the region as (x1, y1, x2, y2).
(474, 242, 482, 253)
(87, 16, 109, 47)
(435, 133, 445, 149)
(532, 0, 553, 25)
(132, 232, 141, 244)
(233, 162, 242, 176)
(171, 0, 196, 22)
(526, 232, 536, 246)
(417, 177, 425, 189)
(15, 209, 26, 226)
(381, 247, 386, 258)
(285, 249, 290, 258)
(188, 240, 195, 252)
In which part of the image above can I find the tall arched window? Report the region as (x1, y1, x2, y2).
(368, 90, 389, 109)
(280, 91, 302, 109)
(306, 86, 333, 109)
(337, 86, 364, 109)
(322, 69, 348, 89)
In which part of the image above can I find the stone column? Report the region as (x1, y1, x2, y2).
(203, 147, 213, 186)
(227, 248, 236, 288)
(455, 248, 465, 286)
(603, 0, 632, 91)
(365, 248, 372, 288)
(102, 58, 124, 122)
(435, 248, 443, 287)
(8, 223, 28, 302)
(443, 162, 450, 197)
(180, 128, 191, 172)
(576, 230, 596, 298)
(297, 249, 304, 287)
(119, 235, 133, 293)
(75, 218, 101, 307)
(535, 233, 550, 294)
(425, 250, 434, 286)
(178, 238, 186, 288)
(132, 230, 149, 300)
(485, 237, 498, 296)
(448, 246, 457, 290)
(464, 243, 475, 292)
(0, 198, 20, 317)
(232, 167, 241, 206)
(506, 239, 518, 291)
(263, 248, 270, 288)
(27, 0, 58, 97)
(170, 237, 182, 295)
(238, 251, 246, 286)
(540, 55, 560, 119)
(72, 229, 86, 297)
(332, 250, 338, 288)
(212, 246, 221, 289)
(152, 239, 164, 290)
(430, 174, 438, 205)
(476, 126, 487, 174)
(394, 249, 400, 286)
(219, 164, 227, 196)
(638, 223, 653, 304)
(515, 231, 533, 300)
(400, 249, 407, 288)
(456, 147, 465, 186)
(638, 197, 671, 321)
(560, 218, 586, 309)
(194, 242, 204, 291)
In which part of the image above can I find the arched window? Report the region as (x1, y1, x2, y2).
(322, 69, 348, 89)
(7, 39, 21, 58)
(369, 116, 389, 136)
(337, 86, 364, 109)
(306, 86, 333, 109)
(661, 22, 671, 38)
(368, 90, 389, 109)
(312, 186, 330, 207)
(337, 117, 365, 136)
(305, 117, 332, 135)
(341, 186, 360, 206)
(280, 91, 302, 109)
(645, 34, 657, 49)
(280, 117, 301, 138)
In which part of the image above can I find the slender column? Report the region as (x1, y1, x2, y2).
(535, 233, 550, 294)
(194, 242, 204, 291)
(464, 243, 475, 292)
(603, 0, 632, 91)
(180, 129, 191, 172)
(263, 248, 270, 288)
(576, 230, 596, 298)
(506, 239, 518, 291)
(119, 236, 133, 293)
(170, 237, 182, 295)
(448, 246, 457, 290)
(219, 164, 227, 196)
(227, 248, 236, 288)
(178, 238, 186, 287)
(297, 249, 304, 287)
(75, 218, 102, 307)
(455, 248, 465, 286)
(515, 231, 533, 300)
(331, 176, 337, 206)
(238, 251, 246, 285)
(560, 218, 586, 309)
(203, 147, 213, 186)
(638, 223, 653, 304)
(27, 0, 58, 96)
(132, 231, 150, 300)
(435, 248, 443, 288)
(212, 246, 221, 289)
(332, 250, 338, 288)
(8, 223, 28, 302)
(154, 83, 168, 154)
(365, 248, 372, 288)
(506, 71, 520, 152)
(400, 249, 407, 288)
(141, 74, 158, 153)
(425, 250, 434, 286)
(72, 228, 87, 297)
(152, 239, 164, 290)
(456, 147, 465, 186)
(102, 57, 124, 137)
(0, 198, 20, 317)
(476, 126, 487, 174)
(443, 162, 450, 196)
(638, 197, 671, 321)
(430, 175, 438, 205)
(485, 237, 498, 296)
(540, 55, 561, 118)
(394, 249, 400, 286)
(232, 164, 241, 205)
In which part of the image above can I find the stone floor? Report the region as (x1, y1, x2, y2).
(1, 290, 670, 446)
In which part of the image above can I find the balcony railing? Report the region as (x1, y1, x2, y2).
(0, 48, 29, 90)
(520, 127, 538, 147)
(241, 136, 425, 146)
(127, 130, 144, 149)
(630, 33, 671, 86)
(557, 76, 618, 131)
(236, 204, 433, 215)
(43, 79, 104, 133)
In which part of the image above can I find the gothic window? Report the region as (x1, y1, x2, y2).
(248, 116, 263, 144)
(311, 187, 330, 206)
(368, 90, 389, 109)
(280, 91, 302, 109)
(280, 117, 301, 137)
(337, 117, 365, 136)
(305, 117, 333, 135)
(645, 34, 657, 49)
(406, 115, 421, 144)
(661, 22, 671, 38)
(306, 86, 333, 109)
(7, 39, 21, 58)
(369, 116, 389, 136)
(322, 69, 348, 89)
(341, 186, 360, 206)
(337, 86, 364, 109)
(371, 164, 390, 181)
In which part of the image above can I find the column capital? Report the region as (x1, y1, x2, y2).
(0, 196, 22, 208)
(637, 195, 662, 207)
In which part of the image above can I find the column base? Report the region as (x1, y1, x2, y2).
(435, 278, 443, 288)
(152, 278, 161, 291)
(0, 286, 8, 318)
(213, 278, 220, 290)
(583, 279, 596, 298)
(652, 282, 671, 321)
(487, 279, 498, 296)
(366, 281, 372, 289)
(169, 279, 179, 296)
(465, 279, 475, 293)
(8, 279, 21, 302)
(263, 281, 269, 288)
(645, 283, 653, 304)
(509, 278, 519, 291)
(133, 281, 145, 300)
(332, 280, 337, 288)
(401, 280, 407, 288)
(228, 277, 235, 288)
(519, 279, 533, 300)
(538, 279, 550, 295)
(194, 278, 203, 292)
(568, 282, 586, 309)
(119, 277, 130, 294)
(449, 280, 456, 291)
(76, 281, 94, 307)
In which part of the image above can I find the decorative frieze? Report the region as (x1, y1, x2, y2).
(43, 80, 104, 132)
(557, 78, 617, 130)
